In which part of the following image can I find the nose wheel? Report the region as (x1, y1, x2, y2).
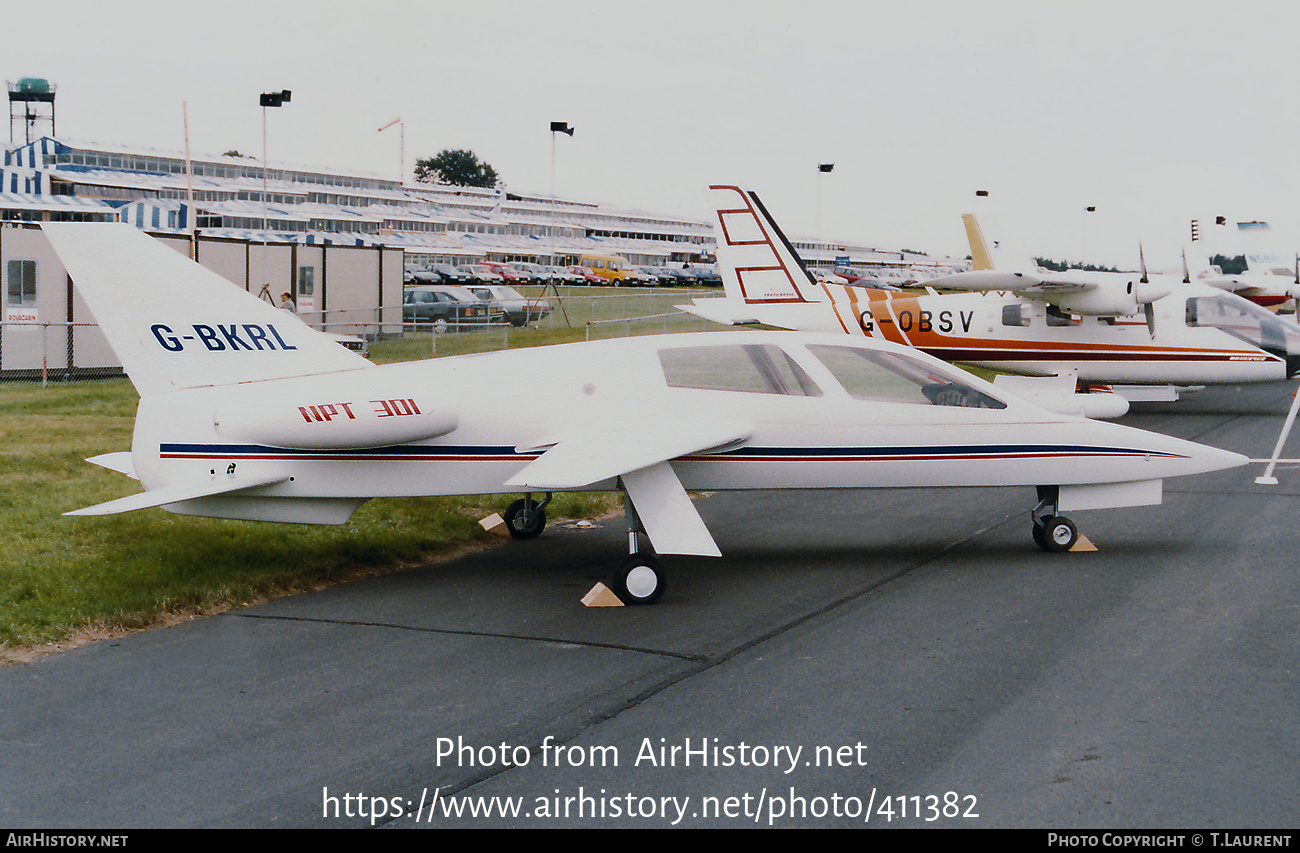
(1032, 515, 1078, 552)
(1031, 486, 1079, 552)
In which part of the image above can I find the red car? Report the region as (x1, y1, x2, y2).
(481, 261, 529, 285)
(566, 265, 602, 284)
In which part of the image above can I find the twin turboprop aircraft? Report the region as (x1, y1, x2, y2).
(686, 186, 1300, 414)
(49, 222, 1246, 603)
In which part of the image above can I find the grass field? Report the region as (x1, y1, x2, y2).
(0, 295, 714, 656)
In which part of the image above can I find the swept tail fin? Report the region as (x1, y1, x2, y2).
(708, 185, 823, 305)
(42, 222, 370, 396)
(962, 213, 996, 271)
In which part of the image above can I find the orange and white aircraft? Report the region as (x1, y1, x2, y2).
(685, 186, 1300, 413)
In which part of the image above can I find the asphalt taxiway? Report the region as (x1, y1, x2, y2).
(2, 382, 1297, 828)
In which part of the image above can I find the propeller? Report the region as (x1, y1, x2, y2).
(1140, 244, 1156, 336)
(1133, 243, 1171, 307)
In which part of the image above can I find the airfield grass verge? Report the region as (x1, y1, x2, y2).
(0, 370, 617, 658)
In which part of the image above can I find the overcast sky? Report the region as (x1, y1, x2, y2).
(6, 0, 1298, 268)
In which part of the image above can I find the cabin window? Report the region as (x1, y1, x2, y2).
(5, 259, 36, 307)
(659, 343, 822, 396)
(1002, 304, 1026, 327)
(808, 344, 1005, 408)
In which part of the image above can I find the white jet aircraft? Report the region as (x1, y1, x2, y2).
(49, 223, 1246, 603)
(686, 186, 1300, 412)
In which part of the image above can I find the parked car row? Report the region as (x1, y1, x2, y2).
(402, 283, 551, 330)
(405, 259, 722, 288)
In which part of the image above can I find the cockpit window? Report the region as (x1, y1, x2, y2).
(807, 344, 1006, 408)
(1186, 293, 1300, 358)
(659, 343, 822, 396)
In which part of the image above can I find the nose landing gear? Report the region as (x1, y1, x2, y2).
(1032, 486, 1079, 552)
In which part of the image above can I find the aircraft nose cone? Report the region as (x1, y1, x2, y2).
(1133, 427, 1248, 477)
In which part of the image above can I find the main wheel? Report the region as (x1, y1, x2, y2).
(612, 554, 664, 605)
(1032, 520, 1048, 551)
(1038, 515, 1077, 552)
(503, 499, 546, 539)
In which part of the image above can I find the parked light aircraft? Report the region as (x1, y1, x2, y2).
(1189, 249, 1299, 309)
(49, 223, 1246, 602)
(684, 186, 1300, 413)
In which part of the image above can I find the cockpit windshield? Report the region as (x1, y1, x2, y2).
(1186, 294, 1300, 376)
(807, 344, 1006, 408)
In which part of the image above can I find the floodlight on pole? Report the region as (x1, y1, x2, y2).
(260, 90, 290, 305)
(550, 121, 574, 200)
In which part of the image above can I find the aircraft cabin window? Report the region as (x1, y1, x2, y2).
(1002, 304, 1026, 327)
(807, 344, 1006, 409)
(659, 344, 823, 396)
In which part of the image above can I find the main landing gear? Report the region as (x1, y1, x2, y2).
(504, 488, 665, 604)
(1031, 485, 1079, 552)
(504, 493, 551, 539)
(610, 487, 664, 605)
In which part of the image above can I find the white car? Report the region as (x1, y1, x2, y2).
(469, 284, 551, 326)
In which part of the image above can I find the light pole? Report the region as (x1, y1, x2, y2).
(549, 122, 574, 265)
(378, 116, 403, 184)
(259, 89, 291, 303)
(1081, 205, 1095, 267)
(550, 121, 574, 200)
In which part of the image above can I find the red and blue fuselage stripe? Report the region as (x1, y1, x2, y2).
(160, 443, 1186, 463)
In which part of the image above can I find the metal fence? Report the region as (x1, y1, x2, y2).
(0, 285, 721, 389)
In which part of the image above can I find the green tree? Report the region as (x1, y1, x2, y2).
(1210, 254, 1248, 275)
(414, 149, 499, 188)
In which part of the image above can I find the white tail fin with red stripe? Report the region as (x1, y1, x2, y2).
(709, 185, 823, 305)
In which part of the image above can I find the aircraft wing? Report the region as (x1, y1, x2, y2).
(676, 297, 762, 326)
(1016, 280, 1096, 299)
(509, 419, 750, 490)
(66, 473, 290, 516)
(924, 269, 1088, 296)
(506, 418, 751, 557)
